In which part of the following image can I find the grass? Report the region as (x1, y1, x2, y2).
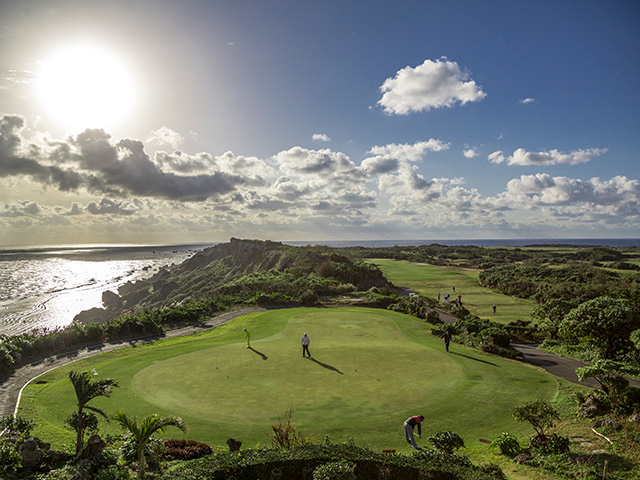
(19, 307, 570, 458)
(369, 258, 535, 324)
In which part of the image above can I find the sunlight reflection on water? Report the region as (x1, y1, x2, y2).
(0, 244, 209, 336)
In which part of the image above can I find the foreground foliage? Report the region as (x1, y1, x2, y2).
(158, 443, 504, 480)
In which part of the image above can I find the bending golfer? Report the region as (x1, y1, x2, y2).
(243, 328, 251, 348)
(403, 415, 424, 450)
(301, 332, 311, 357)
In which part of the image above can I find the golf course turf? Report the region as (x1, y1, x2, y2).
(19, 307, 568, 453)
(369, 258, 535, 324)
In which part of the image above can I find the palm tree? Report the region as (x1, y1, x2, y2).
(113, 411, 187, 480)
(68, 370, 118, 456)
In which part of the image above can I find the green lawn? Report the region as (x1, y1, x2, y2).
(369, 258, 535, 324)
(19, 307, 569, 455)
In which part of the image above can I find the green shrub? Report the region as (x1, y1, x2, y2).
(313, 460, 355, 480)
(65, 411, 99, 437)
(121, 435, 165, 471)
(426, 431, 465, 453)
(157, 443, 504, 480)
(491, 432, 522, 457)
(529, 433, 570, 454)
(0, 414, 35, 438)
(512, 399, 560, 439)
(0, 441, 21, 476)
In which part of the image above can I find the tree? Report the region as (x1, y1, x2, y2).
(113, 411, 187, 479)
(512, 399, 560, 440)
(68, 370, 118, 456)
(559, 296, 640, 360)
(531, 299, 577, 338)
(576, 359, 640, 412)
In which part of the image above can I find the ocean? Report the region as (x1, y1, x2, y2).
(0, 244, 211, 337)
(1, 238, 638, 337)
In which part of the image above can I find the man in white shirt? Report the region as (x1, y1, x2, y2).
(301, 332, 311, 357)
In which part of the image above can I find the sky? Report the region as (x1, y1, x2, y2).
(1, 0, 639, 246)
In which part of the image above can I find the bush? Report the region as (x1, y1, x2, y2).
(426, 431, 465, 453)
(65, 411, 99, 437)
(121, 435, 165, 471)
(492, 432, 522, 457)
(268, 408, 314, 448)
(0, 414, 35, 438)
(164, 439, 213, 460)
(157, 443, 504, 480)
(529, 433, 570, 454)
(512, 399, 560, 439)
(313, 460, 355, 480)
(0, 441, 21, 476)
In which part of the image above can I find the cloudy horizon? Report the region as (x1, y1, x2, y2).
(1, 1, 639, 246)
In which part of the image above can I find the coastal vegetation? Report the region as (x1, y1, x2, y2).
(1, 238, 640, 479)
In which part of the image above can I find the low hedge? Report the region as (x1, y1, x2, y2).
(158, 443, 504, 480)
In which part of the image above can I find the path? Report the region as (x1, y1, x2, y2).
(434, 307, 640, 389)
(511, 343, 598, 388)
(0, 307, 265, 418)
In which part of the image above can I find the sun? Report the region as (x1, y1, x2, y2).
(38, 43, 137, 131)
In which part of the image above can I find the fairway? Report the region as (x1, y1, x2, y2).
(369, 258, 535, 324)
(19, 308, 566, 453)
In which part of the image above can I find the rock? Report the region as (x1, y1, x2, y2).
(593, 417, 622, 431)
(578, 394, 610, 417)
(74, 307, 108, 325)
(19, 439, 43, 469)
(46, 449, 72, 464)
(102, 290, 122, 307)
(78, 434, 105, 459)
(513, 453, 533, 465)
(570, 453, 593, 465)
(226, 438, 242, 451)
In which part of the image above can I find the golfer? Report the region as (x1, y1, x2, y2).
(403, 415, 424, 450)
(243, 328, 251, 348)
(301, 332, 311, 357)
(440, 330, 451, 352)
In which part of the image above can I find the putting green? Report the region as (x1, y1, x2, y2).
(19, 307, 566, 452)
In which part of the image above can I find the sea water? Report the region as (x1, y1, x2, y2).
(0, 244, 211, 337)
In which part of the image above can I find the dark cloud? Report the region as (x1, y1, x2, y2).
(0, 115, 249, 202)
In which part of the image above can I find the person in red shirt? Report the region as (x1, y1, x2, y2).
(403, 415, 424, 449)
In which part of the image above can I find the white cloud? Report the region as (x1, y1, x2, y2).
(505, 174, 640, 208)
(275, 146, 360, 178)
(362, 139, 449, 174)
(377, 57, 486, 115)
(519, 97, 535, 104)
(463, 147, 478, 158)
(2, 113, 639, 243)
(147, 126, 185, 150)
(312, 133, 330, 142)
(488, 147, 607, 166)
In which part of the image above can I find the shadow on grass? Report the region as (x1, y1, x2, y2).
(450, 352, 498, 366)
(309, 357, 343, 374)
(248, 347, 268, 360)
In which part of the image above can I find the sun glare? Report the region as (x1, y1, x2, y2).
(38, 43, 136, 131)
